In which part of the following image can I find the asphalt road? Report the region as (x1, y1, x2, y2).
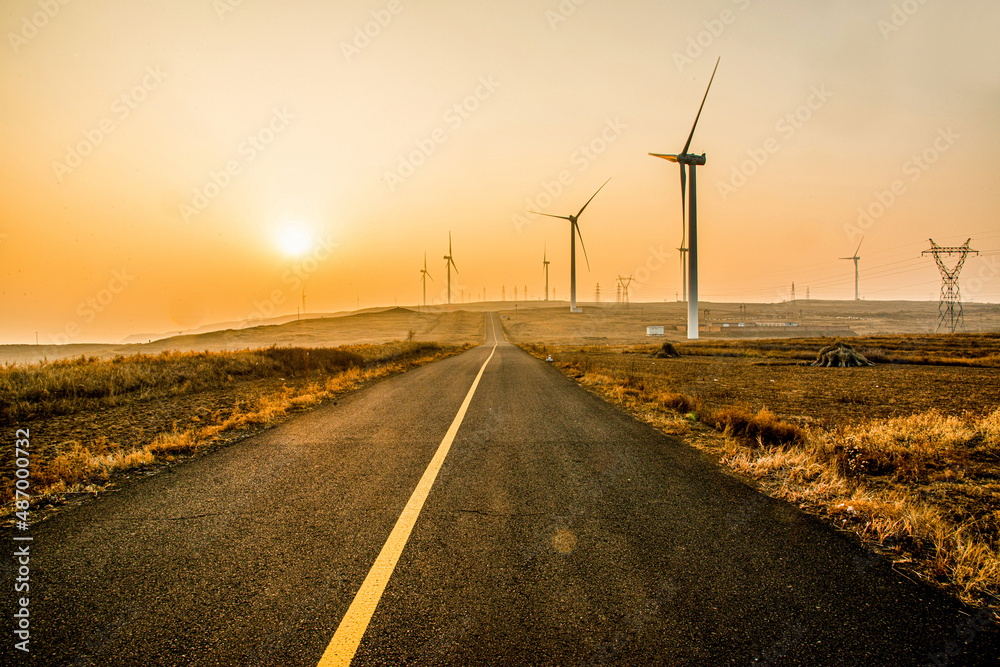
(5, 313, 998, 666)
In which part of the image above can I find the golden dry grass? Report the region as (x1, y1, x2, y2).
(673, 332, 1000, 367)
(2, 342, 465, 512)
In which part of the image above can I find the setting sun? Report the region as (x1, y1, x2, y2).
(276, 224, 314, 257)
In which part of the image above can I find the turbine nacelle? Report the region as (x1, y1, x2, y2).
(649, 153, 706, 166)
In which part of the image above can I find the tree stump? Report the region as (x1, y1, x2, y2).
(812, 341, 874, 367)
(651, 342, 681, 359)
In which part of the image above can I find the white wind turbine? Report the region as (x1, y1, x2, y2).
(529, 178, 611, 313)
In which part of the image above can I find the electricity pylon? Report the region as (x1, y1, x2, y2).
(923, 239, 978, 333)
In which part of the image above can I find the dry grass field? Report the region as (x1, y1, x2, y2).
(0, 306, 486, 366)
(516, 332, 1000, 611)
(499, 300, 1000, 345)
(1, 340, 469, 520)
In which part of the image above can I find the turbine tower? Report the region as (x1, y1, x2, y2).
(649, 57, 720, 340)
(529, 178, 611, 313)
(419, 252, 434, 307)
(443, 232, 458, 305)
(542, 244, 550, 302)
(840, 238, 863, 301)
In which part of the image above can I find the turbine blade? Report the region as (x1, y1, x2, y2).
(450, 258, 458, 274)
(575, 220, 591, 271)
(681, 57, 720, 156)
(649, 153, 680, 163)
(575, 177, 612, 219)
(854, 236, 864, 257)
(449, 231, 452, 255)
(529, 211, 572, 220)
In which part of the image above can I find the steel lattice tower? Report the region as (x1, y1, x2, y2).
(922, 239, 978, 333)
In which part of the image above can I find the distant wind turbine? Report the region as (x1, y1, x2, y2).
(443, 232, 458, 305)
(841, 238, 863, 301)
(650, 57, 720, 340)
(542, 244, 550, 302)
(529, 178, 611, 313)
(419, 252, 434, 306)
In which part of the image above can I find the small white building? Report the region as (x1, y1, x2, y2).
(646, 326, 665, 336)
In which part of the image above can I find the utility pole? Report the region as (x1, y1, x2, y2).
(923, 239, 978, 333)
(594, 283, 601, 303)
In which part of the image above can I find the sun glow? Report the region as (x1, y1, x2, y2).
(276, 224, 314, 257)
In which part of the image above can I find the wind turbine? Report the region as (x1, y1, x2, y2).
(529, 178, 611, 313)
(542, 244, 550, 302)
(841, 238, 863, 301)
(650, 57, 720, 340)
(443, 232, 458, 305)
(419, 252, 434, 307)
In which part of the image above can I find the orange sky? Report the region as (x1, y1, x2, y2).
(2, 0, 999, 344)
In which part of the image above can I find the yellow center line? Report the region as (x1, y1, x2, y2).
(317, 319, 498, 667)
